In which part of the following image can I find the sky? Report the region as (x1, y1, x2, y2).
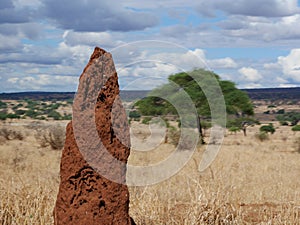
(1, 0, 300, 92)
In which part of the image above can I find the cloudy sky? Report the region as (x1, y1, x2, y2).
(1, 0, 300, 92)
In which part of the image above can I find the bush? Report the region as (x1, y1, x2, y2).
(62, 114, 72, 120)
(15, 109, 26, 116)
(25, 109, 39, 119)
(292, 125, 300, 132)
(279, 121, 289, 126)
(260, 124, 275, 134)
(141, 117, 152, 124)
(229, 126, 240, 134)
(47, 110, 62, 120)
(6, 113, 21, 119)
(0, 111, 7, 120)
(129, 110, 141, 119)
(276, 109, 285, 114)
(0, 128, 24, 140)
(0, 101, 7, 109)
(255, 131, 269, 142)
(35, 125, 65, 150)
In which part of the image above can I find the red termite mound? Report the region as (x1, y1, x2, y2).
(53, 47, 135, 225)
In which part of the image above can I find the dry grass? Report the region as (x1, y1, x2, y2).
(0, 119, 300, 224)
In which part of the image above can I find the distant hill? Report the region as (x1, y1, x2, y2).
(242, 87, 300, 101)
(0, 87, 299, 101)
(0, 91, 149, 102)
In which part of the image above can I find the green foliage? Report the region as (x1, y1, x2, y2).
(226, 117, 259, 128)
(14, 109, 26, 116)
(135, 69, 254, 119)
(49, 103, 61, 110)
(276, 109, 285, 114)
(260, 124, 275, 134)
(25, 109, 39, 119)
(141, 117, 152, 124)
(129, 110, 141, 119)
(292, 125, 300, 132)
(201, 120, 212, 130)
(25, 100, 39, 109)
(229, 126, 240, 134)
(62, 113, 72, 120)
(276, 112, 300, 126)
(0, 101, 7, 109)
(66, 99, 73, 105)
(0, 111, 7, 120)
(279, 120, 289, 126)
(47, 110, 62, 120)
(135, 96, 174, 116)
(6, 113, 20, 119)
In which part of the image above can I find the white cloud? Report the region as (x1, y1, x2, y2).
(238, 67, 262, 82)
(63, 30, 124, 48)
(197, 0, 300, 17)
(208, 57, 237, 69)
(278, 49, 300, 82)
(43, 0, 158, 32)
(7, 77, 19, 83)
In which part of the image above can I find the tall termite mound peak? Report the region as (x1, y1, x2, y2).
(53, 47, 135, 225)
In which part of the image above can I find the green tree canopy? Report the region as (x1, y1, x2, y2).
(135, 69, 254, 118)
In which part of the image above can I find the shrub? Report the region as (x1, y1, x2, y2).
(0, 100, 7, 109)
(47, 110, 62, 120)
(15, 109, 26, 116)
(141, 117, 152, 124)
(6, 113, 21, 119)
(260, 124, 275, 134)
(0, 128, 24, 140)
(0, 111, 7, 120)
(292, 125, 300, 132)
(229, 126, 240, 134)
(35, 125, 65, 150)
(62, 114, 72, 120)
(255, 131, 269, 142)
(276, 109, 285, 114)
(25, 109, 39, 119)
(279, 121, 289, 126)
(129, 110, 141, 119)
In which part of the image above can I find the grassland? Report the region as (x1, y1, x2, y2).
(0, 100, 300, 224)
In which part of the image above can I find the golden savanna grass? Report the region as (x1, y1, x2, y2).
(1, 116, 300, 224)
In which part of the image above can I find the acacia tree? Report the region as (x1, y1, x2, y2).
(135, 69, 254, 140)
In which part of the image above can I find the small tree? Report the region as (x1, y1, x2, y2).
(260, 124, 275, 134)
(292, 125, 300, 132)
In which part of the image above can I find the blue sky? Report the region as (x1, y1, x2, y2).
(1, 0, 300, 92)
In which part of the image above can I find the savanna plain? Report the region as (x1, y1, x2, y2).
(0, 99, 300, 224)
